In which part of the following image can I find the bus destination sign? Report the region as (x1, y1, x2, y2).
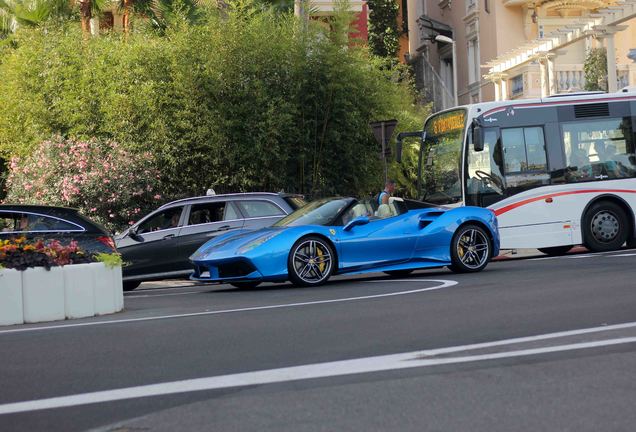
(428, 110, 465, 135)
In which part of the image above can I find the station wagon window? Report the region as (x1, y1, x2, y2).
(188, 202, 237, 225)
(562, 118, 636, 182)
(0, 212, 80, 233)
(236, 200, 284, 218)
(137, 207, 183, 233)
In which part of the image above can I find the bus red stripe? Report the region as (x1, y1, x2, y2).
(493, 189, 636, 216)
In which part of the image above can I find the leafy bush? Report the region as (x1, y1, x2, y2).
(4, 136, 161, 232)
(94, 252, 124, 268)
(0, 3, 426, 200)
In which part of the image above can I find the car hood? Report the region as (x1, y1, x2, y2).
(190, 227, 286, 260)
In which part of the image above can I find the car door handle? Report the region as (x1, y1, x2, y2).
(216, 225, 232, 232)
(163, 234, 176, 240)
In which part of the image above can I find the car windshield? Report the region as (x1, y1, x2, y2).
(283, 196, 307, 210)
(273, 198, 350, 227)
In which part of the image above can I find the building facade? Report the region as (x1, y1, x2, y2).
(405, 0, 636, 110)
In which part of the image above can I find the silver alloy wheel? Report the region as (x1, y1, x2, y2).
(291, 239, 333, 284)
(590, 210, 619, 243)
(456, 228, 489, 270)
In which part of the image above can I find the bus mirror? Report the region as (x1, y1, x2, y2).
(472, 120, 485, 152)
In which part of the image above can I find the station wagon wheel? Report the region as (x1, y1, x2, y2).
(449, 224, 491, 273)
(583, 201, 629, 252)
(288, 236, 334, 287)
(123, 281, 141, 292)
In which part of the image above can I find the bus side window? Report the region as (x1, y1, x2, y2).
(563, 118, 636, 182)
(501, 127, 548, 174)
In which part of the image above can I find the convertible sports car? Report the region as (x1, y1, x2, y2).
(190, 197, 499, 288)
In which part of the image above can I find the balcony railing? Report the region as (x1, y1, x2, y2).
(556, 64, 630, 92)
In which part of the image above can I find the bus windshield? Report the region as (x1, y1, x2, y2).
(420, 109, 466, 205)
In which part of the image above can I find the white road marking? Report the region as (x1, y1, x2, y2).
(607, 253, 636, 257)
(0, 279, 457, 335)
(1, 324, 636, 415)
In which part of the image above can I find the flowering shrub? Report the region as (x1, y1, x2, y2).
(4, 136, 163, 233)
(0, 237, 94, 271)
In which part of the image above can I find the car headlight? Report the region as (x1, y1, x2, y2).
(237, 231, 282, 254)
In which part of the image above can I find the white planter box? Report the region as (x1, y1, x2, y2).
(93, 263, 116, 315)
(0, 269, 24, 326)
(22, 266, 65, 323)
(64, 263, 96, 319)
(112, 265, 124, 312)
(0, 263, 124, 326)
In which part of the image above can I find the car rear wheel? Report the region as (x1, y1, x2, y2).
(583, 201, 629, 252)
(123, 281, 141, 292)
(538, 246, 572, 256)
(449, 224, 491, 273)
(288, 236, 334, 287)
(230, 282, 261, 289)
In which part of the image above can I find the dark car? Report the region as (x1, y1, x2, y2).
(116, 192, 305, 291)
(0, 205, 117, 253)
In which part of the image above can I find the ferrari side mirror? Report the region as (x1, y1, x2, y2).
(344, 216, 370, 231)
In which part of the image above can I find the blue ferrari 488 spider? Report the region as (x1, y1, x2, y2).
(190, 197, 499, 288)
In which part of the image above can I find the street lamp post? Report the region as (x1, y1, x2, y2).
(435, 35, 458, 107)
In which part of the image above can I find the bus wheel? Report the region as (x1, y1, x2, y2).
(538, 246, 572, 256)
(583, 201, 629, 252)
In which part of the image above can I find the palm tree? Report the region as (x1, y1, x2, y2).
(0, 0, 106, 35)
(120, 0, 203, 33)
(0, 0, 72, 35)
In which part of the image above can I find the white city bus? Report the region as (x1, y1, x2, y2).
(400, 89, 636, 254)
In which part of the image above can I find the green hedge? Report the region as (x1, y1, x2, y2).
(0, 6, 427, 199)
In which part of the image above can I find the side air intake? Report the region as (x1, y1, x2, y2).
(574, 103, 609, 118)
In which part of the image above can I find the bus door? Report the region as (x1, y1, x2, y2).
(468, 124, 571, 249)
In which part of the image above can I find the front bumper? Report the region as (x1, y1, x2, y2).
(190, 258, 263, 282)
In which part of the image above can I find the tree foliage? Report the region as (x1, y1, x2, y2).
(584, 47, 608, 92)
(367, 0, 399, 60)
(0, 2, 426, 202)
(5, 136, 162, 231)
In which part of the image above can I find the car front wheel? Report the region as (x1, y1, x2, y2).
(449, 224, 492, 273)
(288, 236, 334, 287)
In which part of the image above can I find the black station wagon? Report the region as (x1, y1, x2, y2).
(0, 205, 117, 253)
(116, 192, 305, 291)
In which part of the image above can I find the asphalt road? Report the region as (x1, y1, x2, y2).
(1, 249, 636, 431)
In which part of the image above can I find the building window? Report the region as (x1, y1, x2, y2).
(468, 39, 479, 84)
(511, 74, 524, 97)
